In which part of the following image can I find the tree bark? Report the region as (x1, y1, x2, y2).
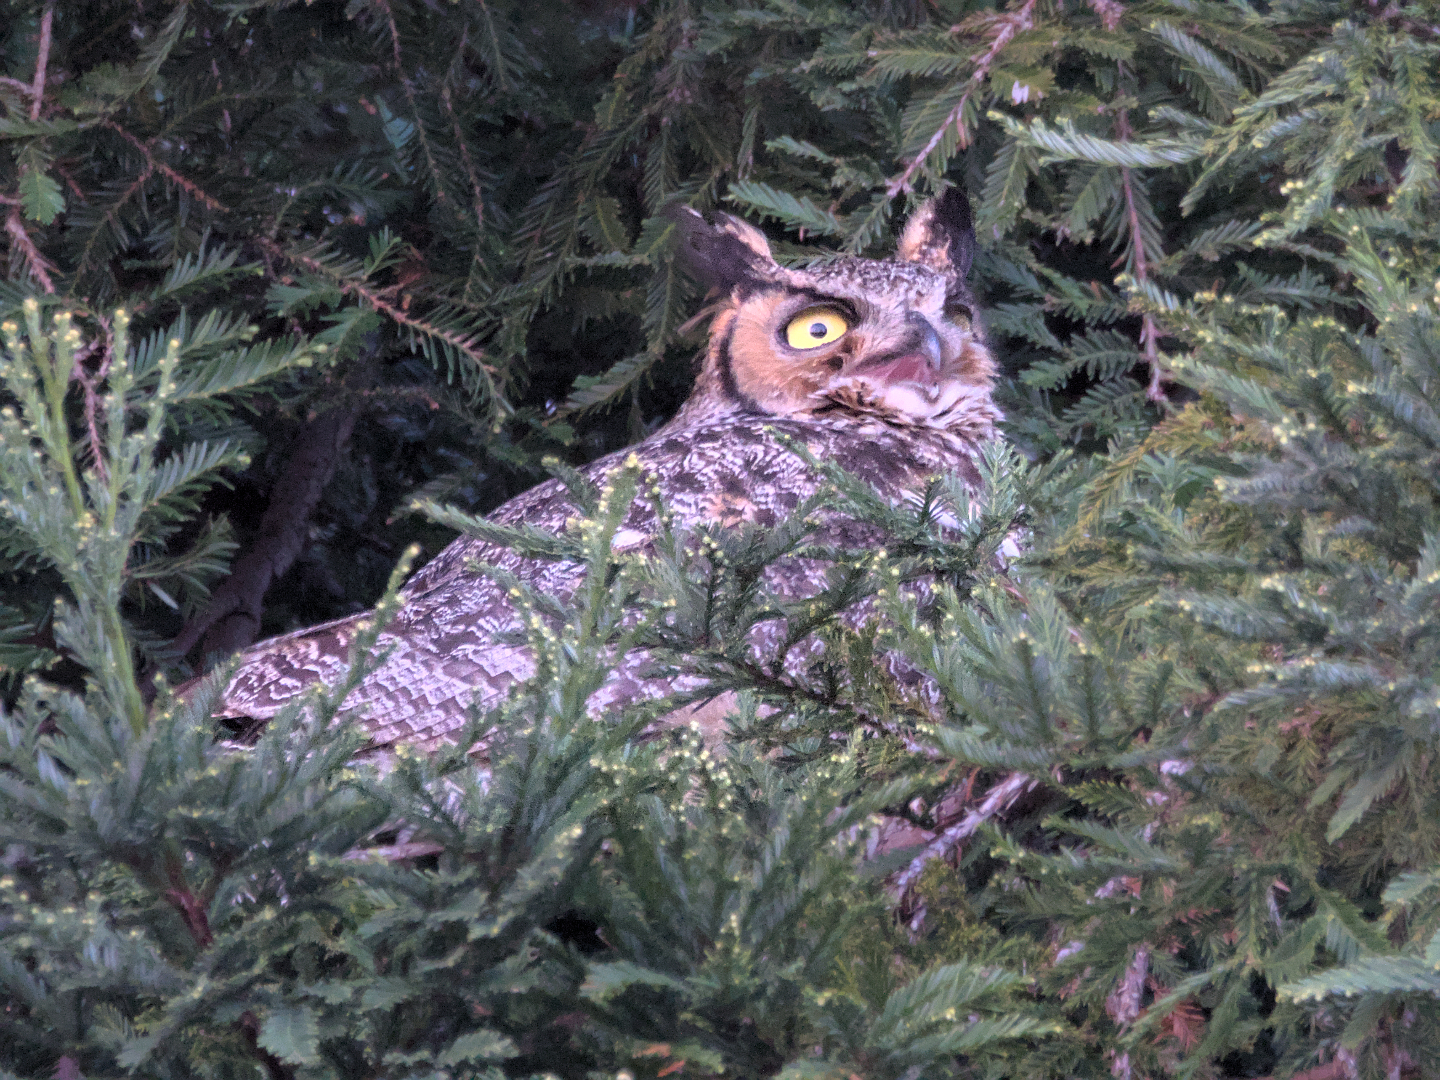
(170, 400, 361, 663)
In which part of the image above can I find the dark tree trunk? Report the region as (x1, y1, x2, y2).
(170, 396, 362, 664)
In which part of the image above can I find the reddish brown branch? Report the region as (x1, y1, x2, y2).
(364, 286, 490, 371)
(67, 125, 226, 284)
(164, 858, 214, 948)
(101, 121, 230, 213)
(1115, 107, 1168, 402)
(0, 75, 35, 100)
(1118, 173, 1148, 279)
(374, 0, 448, 205)
(72, 168, 153, 283)
(441, 80, 485, 232)
(30, 3, 53, 121)
(5, 207, 57, 293)
(53, 161, 87, 203)
(887, 0, 1036, 196)
(69, 338, 108, 478)
(259, 237, 493, 373)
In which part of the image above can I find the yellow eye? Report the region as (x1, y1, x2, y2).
(784, 308, 849, 350)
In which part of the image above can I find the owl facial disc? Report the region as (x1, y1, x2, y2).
(671, 188, 997, 432)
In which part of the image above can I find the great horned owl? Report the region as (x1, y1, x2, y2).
(212, 188, 1000, 749)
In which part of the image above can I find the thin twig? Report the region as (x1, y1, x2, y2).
(374, 0, 447, 204)
(1117, 134, 1149, 279)
(442, 75, 490, 306)
(101, 120, 230, 213)
(0, 75, 36, 98)
(887, 0, 1036, 196)
(71, 167, 152, 283)
(441, 79, 485, 232)
(475, 0, 513, 92)
(258, 237, 494, 374)
(1118, 164, 1163, 397)
(5, 208, 57, 292)
(72, 124, 229, 283)
(70, 332, 111, 479)
(72, 361, 106, 478)
(2, 5, 61, 295)
(52, 160, 87, 202)
(163, 855, 214, 948)
(1115, 107, 1168, 402)
(30, 2, 53, 121)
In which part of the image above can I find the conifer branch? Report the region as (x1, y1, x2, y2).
(1115, 106, 1167, 402)
(69, 334, 109, 479)
(100, 120, 231, 213)
(0, 75, 34, 100)
(375, 0, 449, 209)
(259, 237, 494, 374)
(441, 80, 486, 233)
(29, 2, 52, 122)
(3, 8, 1438, 1077)
(163, 855, 214, 948)
(70, 168, 152, 284)
(4, 206, 56, 292)
(887, 0, 1036, 196)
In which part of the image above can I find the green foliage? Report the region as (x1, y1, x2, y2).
(0, 310, 1045, 1080)
(984, 209, 1440, 1079)
(6, 2, 1440, 1080)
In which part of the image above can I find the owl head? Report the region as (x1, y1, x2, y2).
(671, 188, 996, 437)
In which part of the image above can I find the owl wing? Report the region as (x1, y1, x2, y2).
(213, 416, 985, 748)
(213, 466, 604, 748)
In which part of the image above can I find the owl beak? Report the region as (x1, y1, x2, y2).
(915, 317, 945, 370)
(857, 316, 945, 388)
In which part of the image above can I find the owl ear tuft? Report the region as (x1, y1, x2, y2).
(668, 205, 779, 294)
(897, 187, 976, 280)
